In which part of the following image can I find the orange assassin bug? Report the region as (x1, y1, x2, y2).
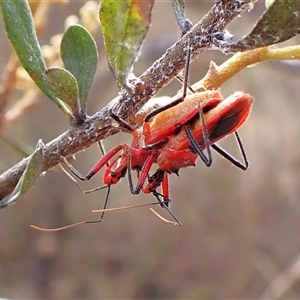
(61, 43, 254, 223)
(61, 90, 253, 214)
(141, 91, 253, 200)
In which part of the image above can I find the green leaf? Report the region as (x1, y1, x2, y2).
(0, 0, 72, 119)
(234, 0, 300, 49)
(169, 0, 192, 34)
(44, 67, 81, 121)
(0, 140, 44, 208)
(61, 25, 98, 112)
(99, 0, 154, 90)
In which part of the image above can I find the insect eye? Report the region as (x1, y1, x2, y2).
(209, 113, 239, 140)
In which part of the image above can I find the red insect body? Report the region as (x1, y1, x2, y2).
(82, 90, 253, 197)
(61, 85, 254, 223)
(159, 91, 253, 155)
(141, 91, 254, 195)
(142, 90, 222, 147)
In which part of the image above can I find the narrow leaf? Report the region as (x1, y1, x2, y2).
(0, 140, 44, 208)
(221, 0, 300, 51)
(245, 0, 300, 45)
(99, 0, 154, 90)
(169, 0, 192, 34)
(44, 67, 81, 120)
(0, 0, 72, 119)
(61, 25, 98, 112)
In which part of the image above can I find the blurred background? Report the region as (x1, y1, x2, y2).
(1, 0, 300, 299)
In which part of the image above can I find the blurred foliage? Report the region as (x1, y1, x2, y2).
(0, 0, 300, 299)
(0, 0, 72, 119)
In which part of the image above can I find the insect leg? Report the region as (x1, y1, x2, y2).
(211, 131, 249, 170)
